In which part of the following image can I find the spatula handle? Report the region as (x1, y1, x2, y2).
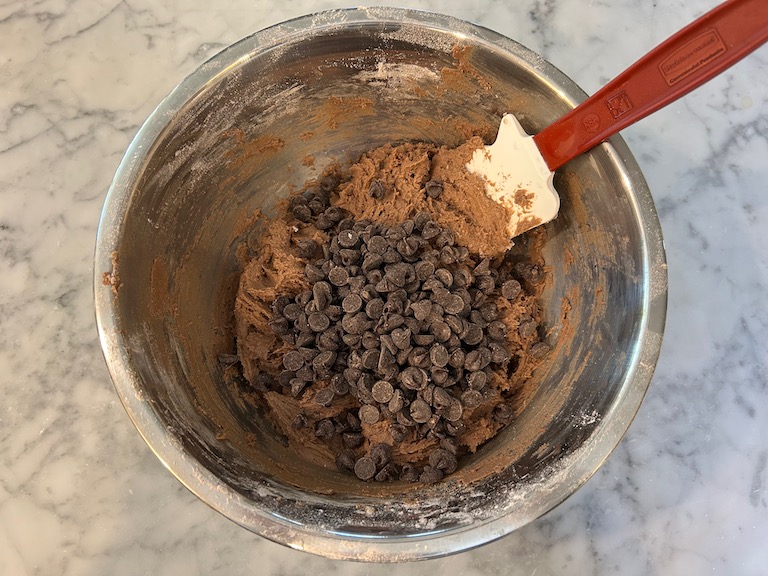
(533, 0, 768, 172)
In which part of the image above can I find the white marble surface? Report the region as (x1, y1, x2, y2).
(2, 0, 767, 573)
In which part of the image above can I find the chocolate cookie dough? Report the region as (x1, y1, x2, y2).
(233, 140, 549, 483)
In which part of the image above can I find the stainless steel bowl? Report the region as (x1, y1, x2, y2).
(94, 7, 667, 562)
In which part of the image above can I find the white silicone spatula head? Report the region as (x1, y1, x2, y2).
(467, 0, 768, 242)
(466, 114, 560, 238)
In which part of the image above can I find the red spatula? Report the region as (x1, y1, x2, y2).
(468, 0, 768, 239)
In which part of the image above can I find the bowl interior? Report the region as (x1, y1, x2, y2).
(96, 8, 666, 561)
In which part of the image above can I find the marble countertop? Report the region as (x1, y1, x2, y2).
(2, 0, 767, 573)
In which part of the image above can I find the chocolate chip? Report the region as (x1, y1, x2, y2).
(444, 293, 465, 315)
(432, 387, 453, 408)
(388, 389, 405, 413)
(425, 179, 443, 199)
(430, 366, 450, 386)
(368, 179, 386, 199)
(489, 342, 510, 364)
(319, 174, 339, 192)
(315, 418, 336, 440)
(292, 204, 312, 222)
(308, 199, 326, 216)
(361, 331, 379, 349)
(331, 373, 349, 395)
(370, 443, 392, 468)
(515, 262, 544, 284)
(469, 309, 487, 328)
(268, 316, 290, 335)
(375, 462, 399, 482)
(354, 456, 377, 480)
(400, 366, 428, 390)
(433, 268, 452, 287)
(295, 238, 320, 259)
(344, 367, 362, 385)
(342, 312, 369, 335)
(339, 249, 361, 266)
(359, 404, 380, 424)
(462, 323, 483, 346)
(414, 260, 435, 281)
(430, 321, 451, 343)
(493, 402, 514, 423)
(315, 387, 335, 407)
(336, 449, 356, 472)
(326, 305, 343, 321)
(400, 464, 420, 482)
(518, 315, 538, 338)
(315, 214, 334, 230)
(410, 399, 432, 423)
(341, 293, 362, 313)
(356, 377, 374, 404)
(477, 274, 496, 294)
(338, 229, 359, 248)
(361, 349, 380, 370)
(421, 220, 442, 240)
(313, 350, 336, 371)
(444, 399, 463, 422)
(324, 206, 345, 223)
(342, 432, 364, 449)
(251, 372, 275, 391)
(362, 253, 384, 272)
(365, 298, 384, 319)
(487, 320, 507, 341)
(365, 236, 386, 256)
(395, 347, 411, 366)
(328, 266, 349, 286)
(452, 267, 473, 288)
(446, 419, 465, 437)
(531, 341, 551, 358)
(435, 229, 455, 248)
(419, 465, 444, 484)
(372, 380, 394, 403)
(377, 348, 398, 380)
(342, 333, 361, 348)
(465, 348, 491, 371)
(397, 237, 420, 257)
(282, 350, 304, 371)
(282, 303, 302, 321)
(290, 195, 307, 208)
(413, 333, 435, 346)
(429, 343, 449, 367)
(292, 413, 307, 429)
(308, 311, 330, 332)
(477, 302, 497, 322)
(296, 365, 313, 382)
(501, 279, 522, 300)
(461, 389, 483, 408)
(380, 314, 404, 332)
(407, 347, 430, 370)
(429, 448, 457, 474)
(305, 264, 325, 283)
(391, 327, 412, 350)
(467, 370, 487, 390)
(419, 384, 435, 405)
(411, 299, 432, 321)
(278, 370, 295, 388)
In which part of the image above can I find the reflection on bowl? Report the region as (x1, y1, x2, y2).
(94, 7, 666, 562)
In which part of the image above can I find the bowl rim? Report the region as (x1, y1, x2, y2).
(94, 6, 668, 562)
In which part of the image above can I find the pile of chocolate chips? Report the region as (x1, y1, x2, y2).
(263, 180, 548, 484)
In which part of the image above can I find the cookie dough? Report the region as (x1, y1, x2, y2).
(233, 140, 547, 476)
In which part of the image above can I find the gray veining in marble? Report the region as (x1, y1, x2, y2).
(1, 0, 766, 574)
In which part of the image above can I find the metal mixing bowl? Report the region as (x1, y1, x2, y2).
(94, 7, 667, 562)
